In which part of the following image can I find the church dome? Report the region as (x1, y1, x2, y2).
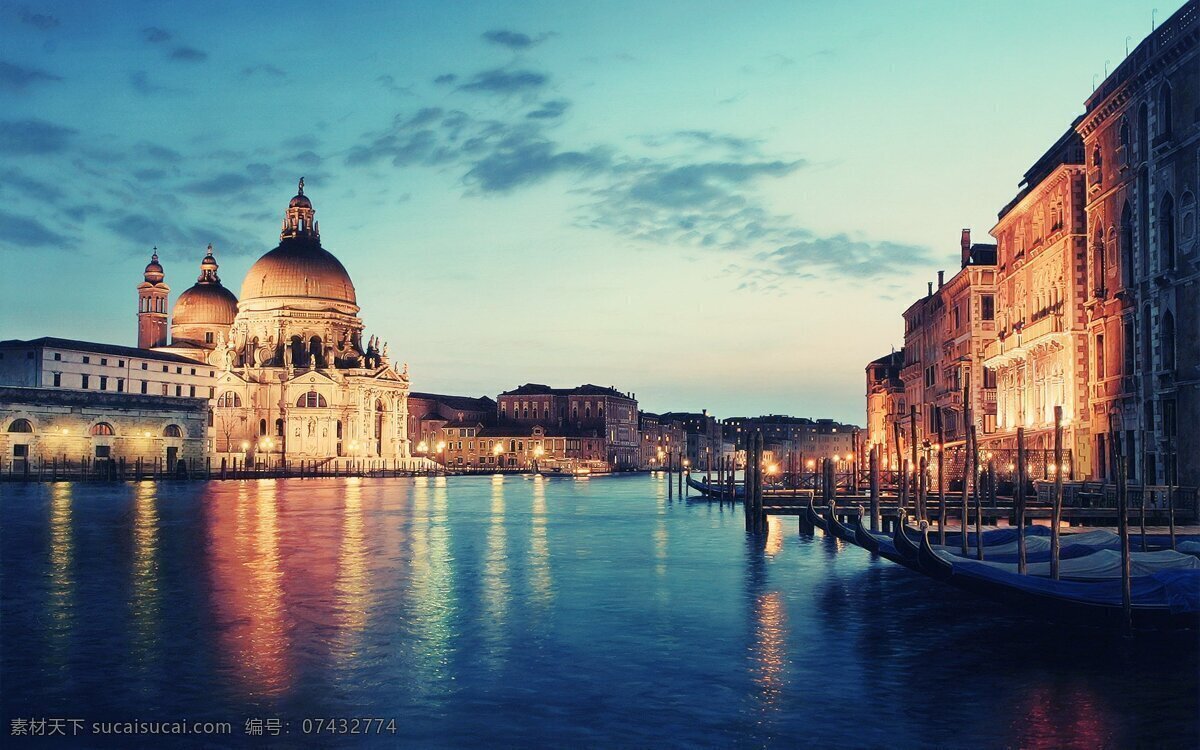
(239, 179, 357, 306)
(172, 244, 238, 326)
(240, 241, 357, 304)
(144, 250, 164, 284)
(174, 282, 239, 325)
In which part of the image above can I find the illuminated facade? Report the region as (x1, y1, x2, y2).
(865, 350, 905, 470)
(1076, 1, 1199, 486)
(189, 181, 413, 465)
(982, 125, 1091, 474)
(497, 384, 639, 469)
(1, 386, 207, 471)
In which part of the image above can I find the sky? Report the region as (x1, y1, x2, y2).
(0, 0, 1181, 424)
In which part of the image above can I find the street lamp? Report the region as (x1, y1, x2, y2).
(533, 444, 544, 473)
(492, 441, 503, 471)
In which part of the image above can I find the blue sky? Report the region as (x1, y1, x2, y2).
(0, 0, 1179, 423)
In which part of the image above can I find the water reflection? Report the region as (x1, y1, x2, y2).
(482, 475, 509, 669)
(208, 479, 291, 697)
(408, 475, 455, 689)
(129, 482, 161, 684)
(529, 476, 552, 607)
(46, 482, 74, 671)
(334, 478, 368, 642)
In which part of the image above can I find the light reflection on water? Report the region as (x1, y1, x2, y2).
(1, 475, 1196, 748)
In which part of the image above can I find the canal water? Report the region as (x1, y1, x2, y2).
(2, 475, 1197, 748)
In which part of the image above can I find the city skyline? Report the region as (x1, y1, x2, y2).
(0, 0, 1179, 423)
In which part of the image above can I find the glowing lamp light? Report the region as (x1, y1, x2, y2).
(768, 464, 779, 474)
(807, 460, 816, 469)
(144, 431, 151, 437)
(417, 440, 428, 453)
(61, 429, 69, 435)
(436, 441, 445, 452)
(241, 441, 250, 451)
(492, 443, 503, 455)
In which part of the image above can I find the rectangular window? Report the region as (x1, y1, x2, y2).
(205, 332, 214, 344)
(52, 372, 61, 387)
(209, 387, 215, 398)
(83, 356, 90, 364)
(141, 381, 148, 394)
(1096, 334, 1106, 378)
(190, 368, 196, 375)
(99, 376, 108, 390)
(1123, 319, 1135, 375)
(118, 360, 124, 367)
(101, 358, 108, 366)
(189, 386, 196, 397)
(141, 362, 148, 370)
(175, 385, 182, 397)
(81, 374, 90, 388)
(176, 367, 182, 374)
(117, 378, 124, 393)
(981, 294, 995, 321)
(162, 365, 168, 372)
(162, 384, 168, 396)
(54, 352, 61, 361)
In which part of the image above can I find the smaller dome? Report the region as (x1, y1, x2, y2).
(144, 250, 164, 283)
(289, 193, 312, 209)
(173, 283, 239, 327)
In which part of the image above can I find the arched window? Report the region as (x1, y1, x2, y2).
(1159, 82, 1172, 137)
(1182, 191, 1197, 248)
(91, 422, 114, 436)
(1120, 201, 1133, 288)
(1091, 222, 1106, 297)
(1160, 193, 1176, 271)
(295, 391, 327, 408)
(1137, 102, 1149, 159)
(1092, 144, 1102, 169)
(1119, 118, 1130, 156)
(289, 336, 306, 366)
(275, 418, 284, 436)
(216, 392, 242, 407)
(7, 418, 32, 433)
(308, 336, 323, 367)
(1162, 311, 1176, 371)
(1142, 305, 1153, 373)
(259, 419, 267, 435)
(163, 424, 183, 438)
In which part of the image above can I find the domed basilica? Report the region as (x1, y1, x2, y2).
(139, 179, 412, 463)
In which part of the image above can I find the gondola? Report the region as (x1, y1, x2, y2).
(917, 525, 1200, 631)
(892, 514, 921, 560)
(852, 507, 880, 553)
(805, 493, 828, 532)
(825, 504, 858, 542)
(685, 475, 742, 500)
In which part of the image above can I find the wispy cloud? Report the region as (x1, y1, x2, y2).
(0, 119, 76, 154)
(242, 63, 286, 78)
(0, 60, 62, 92)
(457, 68, 547, 95)
(169, 46, 208, 63)
(141, 27, 172, 44)
(16, 6, 60, 31)
(129, 70, 185, 96)
(0, 209, 72, 248)
(527, 99, 569, 119)
(482, 29, 551, 50)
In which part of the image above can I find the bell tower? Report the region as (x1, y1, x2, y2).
(137, 248, 170, 349)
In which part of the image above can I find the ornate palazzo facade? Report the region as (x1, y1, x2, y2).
(983, 127, 1091, 474)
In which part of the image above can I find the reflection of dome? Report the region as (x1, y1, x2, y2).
(239, 180, 356, 306)
(239, 240, 357, 305)
(174, 283, 239, 325)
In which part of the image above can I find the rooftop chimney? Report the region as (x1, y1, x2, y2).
(937, 270, 945, 288)
(927, 281, 933, 297)
(961, 228, 971, 268)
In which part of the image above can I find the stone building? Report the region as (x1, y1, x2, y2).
(497, 383, 639, 469)
(660, 410, 723, 469)
(899, 232, 999, 459)
(406, 392, 496, 458)
(865, 350, 906, 471)
(636, 411, 688, 469)
(437, 421, 606, 471)
(1076, 0, 1199, 486)
(1, 386, 208, 473)
(982, 124, 1091, 476)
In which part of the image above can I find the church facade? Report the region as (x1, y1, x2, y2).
(145, 180, 414, 466)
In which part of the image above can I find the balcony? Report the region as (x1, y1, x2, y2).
(982, 315, 1067, 367)
(1087, 166, 1102, 195)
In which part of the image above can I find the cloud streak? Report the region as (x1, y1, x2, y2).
(0, 60, 62, 92)
(0, 119, 76, 154)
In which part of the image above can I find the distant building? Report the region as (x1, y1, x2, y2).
(722, 414, 858, 467)
(636, 411, 687, 469)
(865, 350, 905, 471)
(406, 392, 496, 458)
(437, 421, 606, 471)
(899, 231, 998, 457)
(497, 384, 639, 469)
(660, 410, 722, 469)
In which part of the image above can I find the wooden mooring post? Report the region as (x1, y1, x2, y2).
(1016, 427, 1027, 575)
(936, 408, 945, 545)
(1051, 406, 1064, 580)
(869, 445, 880, 532)
(1116, 449, 1133, 636)
(971, 425, 982, 561)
